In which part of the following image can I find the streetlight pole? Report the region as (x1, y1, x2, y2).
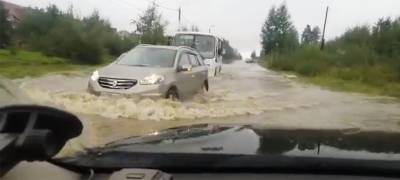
(320, 6, 329, 50)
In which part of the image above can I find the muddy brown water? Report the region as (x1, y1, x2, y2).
(13, 61, 400, 156)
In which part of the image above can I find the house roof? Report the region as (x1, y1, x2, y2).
(1, 0, 26, 23)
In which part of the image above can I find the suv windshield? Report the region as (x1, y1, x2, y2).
(173, 34, 216, 59)
(117, 47, 176, 67)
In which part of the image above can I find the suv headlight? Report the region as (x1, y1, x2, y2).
(140, 74, 165, 85)
(90, 70, 99, 81)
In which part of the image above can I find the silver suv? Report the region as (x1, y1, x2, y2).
(87, 45, 209, 100)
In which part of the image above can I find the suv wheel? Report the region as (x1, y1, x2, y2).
(166, 88, 179, 101)
(202, 80, 209, 92)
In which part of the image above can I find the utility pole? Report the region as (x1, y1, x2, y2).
(209, 25, 215, 34)
(178, 7, 181, 31)
(320, 6, 329, 50)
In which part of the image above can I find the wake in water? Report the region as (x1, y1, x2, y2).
(23, 87, 306, 121)
(15, 70, 320, 122)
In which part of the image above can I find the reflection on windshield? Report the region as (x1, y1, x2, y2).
(82, 125, 400, 156)
(254, 129, 400, 156)
(195, 35, 215, 59)
(173, 34, 216, 59)
(58, 126, 400, 168)
(173, 34, 194, 47)
(117, 47, 177, 67)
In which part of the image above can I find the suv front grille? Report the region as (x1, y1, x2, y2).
(98, 77, 137, 89)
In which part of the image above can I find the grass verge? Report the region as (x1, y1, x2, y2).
(262, 46, 400, 98)
(0, 49, 109, 79)
(260, 60, 400, 98)
(303, 76, 400, 98)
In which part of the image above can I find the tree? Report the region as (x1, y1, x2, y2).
(132, 3, 167, 45)
(260, 49, 265, 57)
(302, 25, 321, 45)
(372, 17, 400, 57)
(251, 50, 257, 59)
(16, 5, 138, 64)
(180, 25, 188, 31)
(180, 24, 200, 32)
(0, 1, 12, 48)
(190, 25, 200, 32)
(222, 39, 241, 63)
(311, 26, 321, 43)
(261, 4, 298, 55)
(301, 24, 313, 44)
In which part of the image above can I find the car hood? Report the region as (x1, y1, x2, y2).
(68, 124, 400, 160)
(98, 64, 173, 80)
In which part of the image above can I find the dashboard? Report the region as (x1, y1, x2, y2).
(2, 161, 398, 180)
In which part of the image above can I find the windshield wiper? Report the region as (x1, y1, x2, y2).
(100, 124, 228, 150)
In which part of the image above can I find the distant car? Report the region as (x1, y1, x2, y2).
(245, 58, 255, 63)
(87, 45, 209, 100)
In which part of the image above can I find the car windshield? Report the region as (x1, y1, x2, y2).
(1, 0, 400, 170)
(173, 34, 216, 59)
(116, 47, 176, 67)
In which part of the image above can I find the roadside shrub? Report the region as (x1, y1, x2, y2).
(360, 65, 398, 86)
(8, 44, 18, 56)
(268, 56, 295, 71)
(295, 61, 324, 76)
(328, 67, 362, 81)
(264, 18, 400, 97)
(268, 47, 329, 76)
(332, 45, 377, 67)
(16, 6, 138, 64)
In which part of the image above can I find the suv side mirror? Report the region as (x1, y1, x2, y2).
(167, 36, 173, 46)
(178, 65, 192, 72)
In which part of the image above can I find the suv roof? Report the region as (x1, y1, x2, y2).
(174, 31, 217, 37)
(137, 44, 198, 53)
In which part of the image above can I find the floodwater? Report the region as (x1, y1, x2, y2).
(13, 60, 400, 156)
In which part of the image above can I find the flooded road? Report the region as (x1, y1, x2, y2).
(15, 60, 400, 155)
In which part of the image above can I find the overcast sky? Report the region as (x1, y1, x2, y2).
(8, 0, 400, 58)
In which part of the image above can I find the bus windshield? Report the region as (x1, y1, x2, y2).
(173, 34, 216, 59)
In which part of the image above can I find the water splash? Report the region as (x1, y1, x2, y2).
(24, 87, 308, 121)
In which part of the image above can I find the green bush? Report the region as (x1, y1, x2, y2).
(264, 17, 400, 97)
(15, 6, 139, 64)
(268, 47, 329, 76)
(332, 45, 377, 67)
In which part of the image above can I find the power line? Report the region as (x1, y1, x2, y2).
(156, 4, 178, 11)
(115, 0, 146, 13)
(135, 0, 179, 11)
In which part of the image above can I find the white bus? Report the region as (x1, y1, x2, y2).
(171, 32, 223, 77)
